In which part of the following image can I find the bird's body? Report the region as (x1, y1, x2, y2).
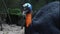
(26, 1, 60, 34)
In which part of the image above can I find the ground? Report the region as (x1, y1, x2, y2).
(0, 24, 24, 34)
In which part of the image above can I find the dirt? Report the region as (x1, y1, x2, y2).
(0, 24, 25, 34)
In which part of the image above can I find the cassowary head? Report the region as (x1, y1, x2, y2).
(22, 3, 32, 15)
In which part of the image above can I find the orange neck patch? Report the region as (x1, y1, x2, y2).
(26, 13, 32, 27)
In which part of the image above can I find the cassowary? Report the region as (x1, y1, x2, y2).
(23, 1, 60, 34)
(22, 3, 32, 28)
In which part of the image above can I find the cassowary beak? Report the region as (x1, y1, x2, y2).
(22, 11, 26, 16)
(22, 10, 28, 16)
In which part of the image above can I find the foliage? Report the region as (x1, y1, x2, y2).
(0, 0, 58, 16)
(8, 8, 22, 16)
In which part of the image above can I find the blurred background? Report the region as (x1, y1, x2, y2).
(0, 0, 59, 34)
(0, 0, 59, 25)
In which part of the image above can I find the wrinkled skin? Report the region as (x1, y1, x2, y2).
(26, 1, 60, 34)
